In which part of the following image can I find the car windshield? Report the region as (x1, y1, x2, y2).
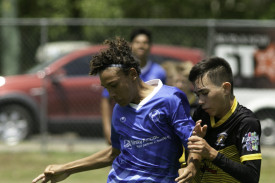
(26, 53, 67, 74)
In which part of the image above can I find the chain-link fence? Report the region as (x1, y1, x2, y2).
(0, 18, 214, 74)
(1, 18, 275, 147)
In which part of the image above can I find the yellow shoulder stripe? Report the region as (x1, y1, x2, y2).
(240, 153, 262, 162)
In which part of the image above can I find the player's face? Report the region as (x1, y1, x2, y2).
(131, 34, 151, 61)
(100, 67, 137, 106)
(193, 74, 229, 118)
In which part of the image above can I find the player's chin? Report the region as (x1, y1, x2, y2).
(204, 109, 215, 116)
(116, 100, 128, 106)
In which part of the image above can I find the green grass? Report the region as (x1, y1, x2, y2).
(0, 151, 109, 183)
(0, 151, 273, 183)
(259, 156, 275, 183)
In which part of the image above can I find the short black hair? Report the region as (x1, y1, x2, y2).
(89, 37, 141, 76)
(130, 28, 152, 44)
(189, 57, 234, 93)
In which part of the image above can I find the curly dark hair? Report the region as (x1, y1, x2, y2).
(89, 37, 141, 76)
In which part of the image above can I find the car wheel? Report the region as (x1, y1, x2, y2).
(256, 109, 275, 146)
(0, 105, 32, 145)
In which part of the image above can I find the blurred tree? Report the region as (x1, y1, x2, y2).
(118, 0, 275, 19)
(1, 0, 20, 75)
(16, 0, 275, 19)
(79, 0, 123, 18)
(1, 0, 274, 75)
(18, 0, 71, 18)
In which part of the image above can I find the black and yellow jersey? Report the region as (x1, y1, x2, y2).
(192, 98, 262, 183)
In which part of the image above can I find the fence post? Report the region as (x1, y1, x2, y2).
(38, 70, 48, 153)
(206, 19, 216, 57)
(40, 18, 48, 46)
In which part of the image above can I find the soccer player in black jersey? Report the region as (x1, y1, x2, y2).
(185, 57, 261, 183)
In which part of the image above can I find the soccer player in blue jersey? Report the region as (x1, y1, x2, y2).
(32, 37, 200, 183)
(101, 28, 166, 144)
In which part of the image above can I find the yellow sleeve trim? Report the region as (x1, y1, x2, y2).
(179, 146, 186, 163)
(240, 153, 262, 162)
(179, 146, 187, 168)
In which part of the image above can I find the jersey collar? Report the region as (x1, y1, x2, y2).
(129, 79, 163, 110)
(210, 97, 238, 128)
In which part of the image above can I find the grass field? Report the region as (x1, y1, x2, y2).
(0, 151, 110, 183)
(0, 147, 274, 183)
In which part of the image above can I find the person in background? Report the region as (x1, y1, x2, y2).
(186, 57, 262, 183)
(32, 37, 199, 183)
(101, 28, 166, 144)
(161, 61, 197, 115)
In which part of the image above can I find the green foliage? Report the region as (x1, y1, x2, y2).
(1, 0, 274, 75)
(15, 0, 275, 19)
(80, 0, 123, 18)
(18, 0, 71, 17)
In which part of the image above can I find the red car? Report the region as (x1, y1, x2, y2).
(0, 44, 204, 144)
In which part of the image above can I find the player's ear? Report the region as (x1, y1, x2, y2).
(129, 68, 138, 80)
(222, 82, 231, 95)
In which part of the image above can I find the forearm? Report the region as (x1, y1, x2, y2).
(64, 146, 117, 175)
(213, 152, 261, 183)
(101, 98, 112, 144)
(176, 151, 202, 182)
(186, 151, 201, 172)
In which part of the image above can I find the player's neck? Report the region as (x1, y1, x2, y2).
(215, 97, 234, 119)
(132, 80, 155, 104)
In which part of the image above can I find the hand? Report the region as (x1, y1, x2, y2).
(188, 136, 218, 161)
(192, 120, 207, 138)
(175, 164, 196, 183)
(32, 165, 70, 183)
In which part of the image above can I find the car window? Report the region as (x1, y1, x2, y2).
(26, 53, 68, 74)
(63, 55, 92, 76)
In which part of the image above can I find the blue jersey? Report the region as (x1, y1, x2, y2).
(102, 60, 166, 98)
(140, 60, 166, 83)
(107, 79, 195, 183)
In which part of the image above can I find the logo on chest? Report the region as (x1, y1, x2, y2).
(124, 140, 132, 149)
(215, 132, 228, 146)
(149, 109, 161, 123)
(120, 116, 126, 123)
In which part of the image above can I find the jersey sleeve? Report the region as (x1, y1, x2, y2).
(237, 116, 262, 162)
(213, 152, 261, 183)
(169, 91, 195, 149)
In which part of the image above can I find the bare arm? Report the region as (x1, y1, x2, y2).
(32, 146, 120, 183)
(175, 136, 218, 183)
(176, 152, 201, 183)
(64, 146, 119, 173)
(175, 120, 207, 183)
(101, 97, 112, 145)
